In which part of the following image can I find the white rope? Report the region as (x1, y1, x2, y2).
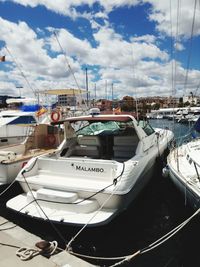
(16, 240, 58, 261)
(0, 178, 17, 197)
(66, 183, 120, 251)
(65, 207, 200, 265)
(0, 180, 16, 197)
(66, 163, 125, 250)
(16, 247, 40, 261)
(109, 207, 200, 266)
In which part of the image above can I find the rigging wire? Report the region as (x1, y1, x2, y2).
(183, 0, 197, 97)
(53, 31, 88, 111)
(131, 45, 139, 121)
(173, 0, 181, 97)
(169, 0, 181, 133)
(169, 0, 174, 97)
(4, 46, 37, 96)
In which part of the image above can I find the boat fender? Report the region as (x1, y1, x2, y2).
(162, 165, 169, 178)
(46, 134, 56, 146)
(50, 110, 61, 122)
(60, 147, 69, 157)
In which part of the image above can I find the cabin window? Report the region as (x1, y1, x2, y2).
(139, 120, 155, 136)
(7, 116, 36, 124)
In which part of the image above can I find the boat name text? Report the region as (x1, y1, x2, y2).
(75, 165, 104, 172)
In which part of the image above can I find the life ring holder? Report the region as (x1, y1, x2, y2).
(51, 111, 61, 122)
(46, 134, 56, 146)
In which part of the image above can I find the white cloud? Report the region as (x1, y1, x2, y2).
(47, 28, 92, 60)
(4, 0, 140, 17)
(97, 0, 140, 13)
(0, 17, 87, 96)
(1, 2, 200, 99)
(131, 34, 156, 44)
(146, 0, 200, 39)
(4, 0, 200, 40)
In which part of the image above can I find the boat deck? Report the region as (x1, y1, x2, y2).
(2, 148, 56, 164)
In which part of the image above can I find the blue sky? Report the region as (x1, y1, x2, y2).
(0, 0, 200, 102)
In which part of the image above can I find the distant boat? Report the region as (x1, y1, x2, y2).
(0, 123, 64, 187)
(7, 108, 174, 227)
(156, 114, 163, 119)
(164, 117, 200, 209)
(0, 110, 38, 146)
(148, 107, 200, 121)
(0, 98, 49, 146)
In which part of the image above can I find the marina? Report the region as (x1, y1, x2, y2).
(0, 119, 199, 267)
(1, 1, 200, 266)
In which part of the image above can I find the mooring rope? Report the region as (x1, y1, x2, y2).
(19, 161, 125, 252)
(64, 207, 200, 266)
(0, 178, 17, 197)
(66, 163, 125, 250)
(16, 240, 58, 261)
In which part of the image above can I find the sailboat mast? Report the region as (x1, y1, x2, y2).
(85, 67, 89, 107)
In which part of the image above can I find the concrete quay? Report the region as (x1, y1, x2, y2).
(0, 215, 96, 267)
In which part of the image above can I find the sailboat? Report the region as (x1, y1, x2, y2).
(164, 117, 200, 209)
(6, 108, 174, 226)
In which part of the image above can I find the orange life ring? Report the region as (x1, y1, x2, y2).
(51, 111, 60, 122)
(46, 134, 56, 146)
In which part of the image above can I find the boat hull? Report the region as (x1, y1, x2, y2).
(168, 167, 200, 210)
(167, 139, 200, 210)
(0, 161, 26, 185)
(6, 153, 159, 227)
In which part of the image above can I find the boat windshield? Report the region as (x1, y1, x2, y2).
(76, 120, 135, 136)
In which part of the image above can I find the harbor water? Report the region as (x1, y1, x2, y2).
(0, 119, 199, 267)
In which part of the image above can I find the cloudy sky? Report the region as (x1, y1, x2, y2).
(0, 0, 200, 102)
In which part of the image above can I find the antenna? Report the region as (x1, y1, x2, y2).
(94, 83, 97, 101)
(111, 83, 114, 101)
(131, 45, 139, 121)
(105, 80, 107, 99)
(85, 67, 89, 107)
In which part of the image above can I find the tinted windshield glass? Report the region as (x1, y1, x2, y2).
(139, 120, 155, 136)
(76, 120, 136, 136)
(8, 116, 36, 124)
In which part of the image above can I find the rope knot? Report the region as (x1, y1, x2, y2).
(16, 240, 58, 261)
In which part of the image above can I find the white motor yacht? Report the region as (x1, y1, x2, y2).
(6, 109, 174, 226)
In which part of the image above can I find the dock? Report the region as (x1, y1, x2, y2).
(0, 215, 96, 267)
